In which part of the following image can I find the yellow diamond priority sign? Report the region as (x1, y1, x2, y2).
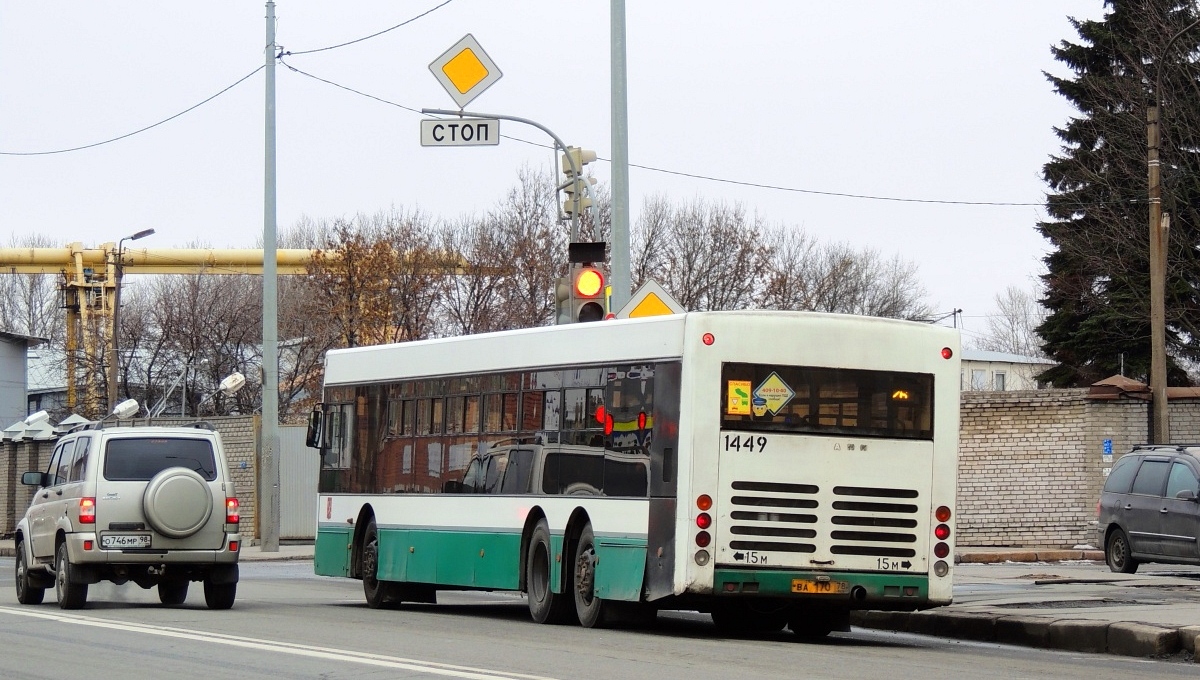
(615, 279, 685, 319)
(429, 34, 502, 109)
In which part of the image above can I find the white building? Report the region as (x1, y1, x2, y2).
(960, 349, 1054, 391)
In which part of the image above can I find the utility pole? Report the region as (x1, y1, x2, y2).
(261, 0, 281, 552)
(1146, 16, 1200, 444)
(1147, 105, 1168, 444)
(609, 0, 632, 312)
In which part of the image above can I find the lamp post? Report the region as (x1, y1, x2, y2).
(107, 228, 155, 412)
(1147, 17, 1200, 444)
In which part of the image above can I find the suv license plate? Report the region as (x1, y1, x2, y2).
(791, 579, 849, 594)
(101, 534, 151, 549)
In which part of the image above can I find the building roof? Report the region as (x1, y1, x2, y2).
(961, 349, 1053, 365)
(0, 330, 48, 347)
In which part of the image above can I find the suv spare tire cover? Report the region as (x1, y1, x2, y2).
(143, 467, 214, 538)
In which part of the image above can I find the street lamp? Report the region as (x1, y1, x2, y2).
(1147, 17, 1200, 444)
(107, 228, 155, 411)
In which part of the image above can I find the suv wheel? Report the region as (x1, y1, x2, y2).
(55, 542, 88, 609)
(203, 579, 236, 610)
(14, 541, 45, 605)
(158, 580, 190, 606)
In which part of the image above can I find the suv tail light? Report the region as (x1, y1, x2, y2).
(226, 497, 240, 525)
(79, 498, 96, 524)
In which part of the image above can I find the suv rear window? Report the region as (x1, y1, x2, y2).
(103, 438, 218, 481)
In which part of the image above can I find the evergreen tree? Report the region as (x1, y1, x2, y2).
(1038, 0, 1200, 387)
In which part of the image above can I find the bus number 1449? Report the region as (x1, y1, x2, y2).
(723, 434, 768, 453)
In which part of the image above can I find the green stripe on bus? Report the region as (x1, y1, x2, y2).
(315, 527, 352, 577)
(713, 569, 930, 601)
(316, 526, 648, 601)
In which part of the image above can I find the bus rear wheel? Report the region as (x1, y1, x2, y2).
(573, 524, 607, 628)
(711, 602, 788, 635)
(526, 520, 572, 624)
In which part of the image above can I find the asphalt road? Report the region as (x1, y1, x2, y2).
(0, 559, 1194, 680)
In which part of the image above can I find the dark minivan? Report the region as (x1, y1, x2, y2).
(1098, 446, 1200, 573)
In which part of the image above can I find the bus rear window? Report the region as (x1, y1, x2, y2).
(721, 362, 933, 440)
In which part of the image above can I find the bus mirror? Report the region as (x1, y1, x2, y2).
(306, 407, 324, 449)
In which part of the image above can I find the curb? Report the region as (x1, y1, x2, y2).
(956, 549, 1104, 564)
(851, 609, 1193, 660)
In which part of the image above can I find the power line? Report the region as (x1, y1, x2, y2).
(281, 0, 456, 57)
(0, 66, 265, 156)
(289, 65, 1109, 209)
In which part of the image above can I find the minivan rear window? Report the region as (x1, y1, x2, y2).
(1103, 455, 1140, 494)
(103, 438, 218, 481)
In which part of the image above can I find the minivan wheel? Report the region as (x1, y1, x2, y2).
(1106, 528, 1139, 574)
(55, 542, 88, 610)
(14, 541, 45, 605)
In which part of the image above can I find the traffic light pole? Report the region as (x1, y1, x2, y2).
(421, 108, 601, 238)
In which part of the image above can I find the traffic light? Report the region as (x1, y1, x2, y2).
(561, 147, 597, 217)
(554, 276, 572, 325)
(571, 264, 607, 323)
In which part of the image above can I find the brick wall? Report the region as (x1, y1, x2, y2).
(3, 395, 1196, 549)
(956, 389, 1200, 549)
(0, 416, 260, 540)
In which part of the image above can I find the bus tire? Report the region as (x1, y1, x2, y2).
(362, 519, 398, 609)
(526, 520, 571, 624)
(572, 523, 607, 628)
(711, 602, 788, 635)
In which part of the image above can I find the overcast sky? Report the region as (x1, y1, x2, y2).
(0, 1, 1106, 344)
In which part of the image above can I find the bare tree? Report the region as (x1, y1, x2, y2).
(632, 196, 769, 311)
(0, 234, 63, 342)
(975, 284, 1049, 358)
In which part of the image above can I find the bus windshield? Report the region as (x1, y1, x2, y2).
(721, 362, 934, 440)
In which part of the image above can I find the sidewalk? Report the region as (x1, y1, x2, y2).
(2, 539, 1196, 661)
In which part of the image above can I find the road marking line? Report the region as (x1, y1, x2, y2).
(0, 606, 558, 680)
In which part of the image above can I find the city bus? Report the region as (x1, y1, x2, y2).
(305, 310, 960, 635)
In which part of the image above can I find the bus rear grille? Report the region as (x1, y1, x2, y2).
(727, 481, 819, 554)
(828, 486, 920, 558)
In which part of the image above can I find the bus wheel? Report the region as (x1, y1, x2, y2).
(362, 519, 397, 609)
(573, 524, 606, 628)
(787, 609, 843, 639)
(527, 520, 571, 624)
(711, 602, 788, 635)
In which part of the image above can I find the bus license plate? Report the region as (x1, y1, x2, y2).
(791, 579, 849, 594)
(102, 534, 151, 549)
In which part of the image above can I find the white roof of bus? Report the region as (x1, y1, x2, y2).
(322, 310, 956, 387)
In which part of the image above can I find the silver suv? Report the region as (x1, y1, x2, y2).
(1098, 445, 1200, 573)
(13, 403, 242, 609)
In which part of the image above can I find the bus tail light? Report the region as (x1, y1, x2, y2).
(226, 497, 240, 524)
(941, 347, 953, 360)
(696, 513, 712, 530)
(78, 498, 96, 524)
(933, 505, 951, 561)
(696, 495, 712, 511)
(695, 531, 711, 548)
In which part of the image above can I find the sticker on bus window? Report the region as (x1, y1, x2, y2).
(754, 372, 795, 415)
(727, 380, 752, 415)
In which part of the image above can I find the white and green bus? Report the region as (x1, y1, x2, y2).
(306, 310, 960, 635)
